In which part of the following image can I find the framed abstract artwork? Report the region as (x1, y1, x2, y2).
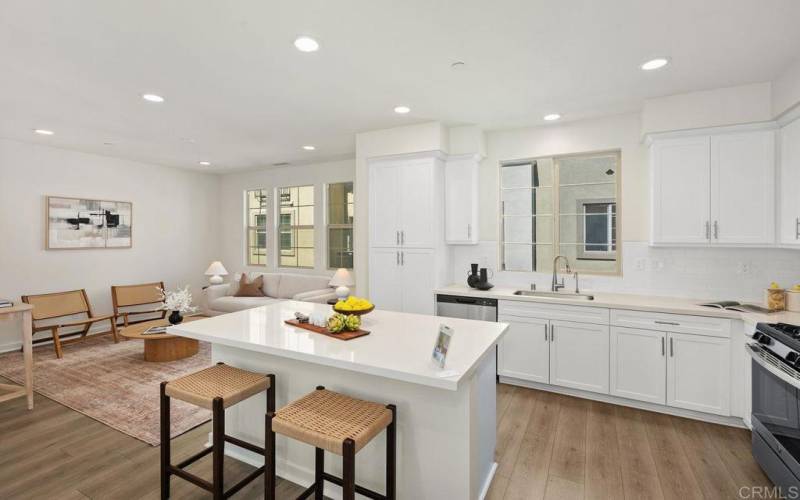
(46, 196, 132, 249)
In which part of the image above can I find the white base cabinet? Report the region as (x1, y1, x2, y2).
(667, 331, 731, 416)
(497, 300, 734, 419)
(497, 313, 609, 396)
(497, 316, 549, 383)
(549, 320, 609, 394)
(779, 117, 800, 246)
(610, 327, 667, 405)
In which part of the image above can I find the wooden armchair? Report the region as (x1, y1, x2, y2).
(111, 281, 166, 327)
(21, 289, 118, 359)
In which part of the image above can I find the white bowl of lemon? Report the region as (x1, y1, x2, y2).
(333, 296, 375, 316)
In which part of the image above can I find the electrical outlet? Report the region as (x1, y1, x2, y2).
(737, 262, 751, 274)
(635, 258, 646, 271)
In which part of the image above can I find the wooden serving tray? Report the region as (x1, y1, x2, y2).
(284, 319, 370, 341)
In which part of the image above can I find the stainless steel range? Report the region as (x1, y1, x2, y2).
(748, 322, 800, 490)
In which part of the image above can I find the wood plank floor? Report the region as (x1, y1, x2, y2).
(489, 384, 772, 500)
(0, 378, 771, 499)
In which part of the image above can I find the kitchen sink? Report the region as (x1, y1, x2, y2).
(513, 290, 595, 301)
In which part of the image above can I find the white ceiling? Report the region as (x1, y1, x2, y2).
(1, 0, 799, 172)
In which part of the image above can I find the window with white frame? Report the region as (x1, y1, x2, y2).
(246, 189, 267, 266)
(327, 182, 354, 269)
(500, 151, 620, 274)
(278, 185, 314, 268)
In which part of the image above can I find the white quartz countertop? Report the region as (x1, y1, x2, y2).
(168, 300, 508, 391)
(435, 284, 800, 324)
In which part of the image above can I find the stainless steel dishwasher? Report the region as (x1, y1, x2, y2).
(436, 294, 499, 380)
(436, 294, 498, 322)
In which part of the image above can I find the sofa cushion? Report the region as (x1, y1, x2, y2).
(260, 273, 281, 298)
(209, 296, 281, 313)
(276, 273, 332, 299)
(234, 274, 266, 297)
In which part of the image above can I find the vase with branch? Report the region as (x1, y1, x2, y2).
(158, 285, 198, 325)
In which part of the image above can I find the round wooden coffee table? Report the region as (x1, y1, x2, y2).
(120, 316, 206, 362)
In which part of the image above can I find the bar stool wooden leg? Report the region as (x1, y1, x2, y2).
(212, 397, 225, 500)
(265, 411, 276, 500)
(342, 438, 356, 500)
(160, 382, 171, 500)
(386, 404, 397, 500)
(314, 447, 325, 500)
(267, 373, 276, 413)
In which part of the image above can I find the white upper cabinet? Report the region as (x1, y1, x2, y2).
(651, 136, 711, 244)
(779, 118, 800, 246)
(650, 127, 777, 246)
(369, 156, 436, 249)
(711, 131, 775, 245)
(369, 162, 401, 248)
(445, 154, 479, 244)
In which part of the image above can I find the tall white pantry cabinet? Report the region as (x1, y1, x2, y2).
(368, 152, 449, 315)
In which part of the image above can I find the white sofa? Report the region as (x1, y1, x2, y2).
(202, 272, 337, 316)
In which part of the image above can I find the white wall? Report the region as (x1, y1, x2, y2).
(482, 112, 648, 242)
(641, 82, 773, 135)
(773, 56, 800, 118)
(451, 110, 800, 301)
(216, 159, 355, 279)
(0, 138, 220, 351)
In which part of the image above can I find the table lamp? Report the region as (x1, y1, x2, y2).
(204, 261, 228, 285)
(329, 268, 355, 301)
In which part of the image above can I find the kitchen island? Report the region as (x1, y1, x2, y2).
(169, 300, 508, 500)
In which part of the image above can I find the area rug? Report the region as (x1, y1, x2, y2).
(0, 335, 212, 446)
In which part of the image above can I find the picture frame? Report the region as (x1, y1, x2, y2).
(46, 196, 133, 250)
(432, 324, 454, 369)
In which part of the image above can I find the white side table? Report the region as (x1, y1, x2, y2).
(0, 303, 34, 409)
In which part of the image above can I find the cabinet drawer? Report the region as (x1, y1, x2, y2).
(610, 309, 731, 338)
(499, 300, 609, 325)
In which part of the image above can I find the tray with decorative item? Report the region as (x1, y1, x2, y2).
(284, 319, 370, 341)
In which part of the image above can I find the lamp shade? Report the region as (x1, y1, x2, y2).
(205, 261, 228, 276)
(329, 268, 354, 287)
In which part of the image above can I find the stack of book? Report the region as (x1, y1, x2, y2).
(0, 299, 13, 309)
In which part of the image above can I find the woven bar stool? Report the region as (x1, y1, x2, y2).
(265, 386, 396, 500)
(160, 362, 275, 500)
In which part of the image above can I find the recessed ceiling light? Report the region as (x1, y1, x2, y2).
(33, 129, 54, 135)
(198, 161, 211, 166)
(641, 57, 669, 71)
(394, 106, 411, 114)
(142, 93, 165, 103)
(302, 145, 316, 151)
(294, 36, 319, 52)
(543, 114, 561, 121)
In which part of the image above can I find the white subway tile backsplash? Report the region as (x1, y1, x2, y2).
(452, 241, 800, 302)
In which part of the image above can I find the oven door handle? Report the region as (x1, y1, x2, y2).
(747, 343, 800, 390)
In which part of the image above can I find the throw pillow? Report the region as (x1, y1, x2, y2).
(234, 274, 266, 297)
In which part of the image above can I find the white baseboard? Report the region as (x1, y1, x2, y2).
(500, 376, 746, 428)
(478, 462, 498, 500)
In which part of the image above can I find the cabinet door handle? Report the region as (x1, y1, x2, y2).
(705, 221, 710, 240)
(401, 251, 404, 266)
(713, 220, 719, 240)
(396, 231, 400, 245)
(401, 230, 405, 245)
(669, 337, 674, 357)
(550, 324, 555, 341)
(796, 217, 799, 240)
(467, 224, 471, 239)
(654, 320, 679, 326)
(661, 336, 665, 356)
(544, 324, 548, 341)
(396, 251, 399, 266)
